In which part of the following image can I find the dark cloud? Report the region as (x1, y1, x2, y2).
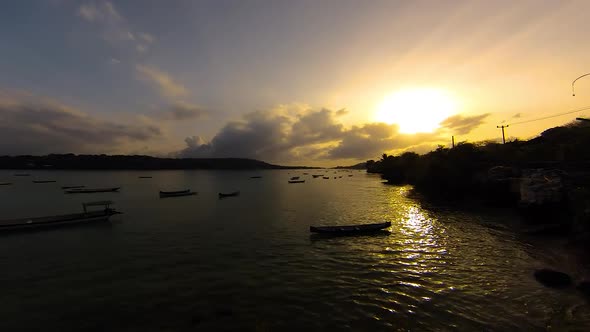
(439, 113, 490, 135)
(0, 93, 162, 155)
(160, 101, 205, 120)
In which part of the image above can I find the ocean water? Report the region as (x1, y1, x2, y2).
(0, 169, 588, 331)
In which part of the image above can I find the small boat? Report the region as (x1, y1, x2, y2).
(290, 176, 300, 180)
(348, 175, 353, 177)
(159, 189, 196, 198)
(338, 176, 343, 178)
(219, 191, 240, 198)
(14, 173, 30, 177)
(0, 201, 121, 232)
(288, 180, 305, 183)
(303, 173, 309, 175)
(61, 185, 85, 189)
(312, 175, 322, 178)
(250, 176, 262, 179)
(65, 187, 120, 194)
(33, 180, 56, 183)
(0, 182, 12, 186)
(323, 177, 330, 179)
(139, 176, 153, 179)
(310, 221, 391, 234)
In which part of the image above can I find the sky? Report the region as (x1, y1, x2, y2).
(1, 0, 590, 166)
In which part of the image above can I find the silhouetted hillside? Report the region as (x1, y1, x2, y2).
(334, 162, 366, 169)
(0, 154, 311, 170)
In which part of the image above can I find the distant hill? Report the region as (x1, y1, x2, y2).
(334, 162, 366, 169)
(0, 154, 314, 170)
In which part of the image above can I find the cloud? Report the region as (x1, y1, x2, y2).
(109, 57, 121, 64)
(512, 113, 522, 119)
(439, 113, 490, 135)
(136, 64, 189, 98)
(177, 106, 491, 163)
(159, 101, 205, 120)
(77, 1, 153, 53)
(0, 91, 162, 155)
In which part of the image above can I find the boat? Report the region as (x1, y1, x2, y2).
(310, 221, 391, 234)
(348, 175, 353, 177)
(288, 180, 305, 183)
(139, 176, 152, 179)
(0, 201, 121, 232)
(219, 191, 240, 198)
(0, 182, 12, 186)
(303, 173, 309, 175)
(65, 187, 120, 194)
(312, 175, 322, 178)
(290, 176, 300, 180)
(61, 185, 85, 189)
(323, 177, 330, 179)
(33, 180, 56, 183)
(14, 173, 30, 176)
(250, 176, 262, 179)
(159, 189, 196, 198)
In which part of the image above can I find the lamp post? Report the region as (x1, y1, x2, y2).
(572, 73, 590, 96)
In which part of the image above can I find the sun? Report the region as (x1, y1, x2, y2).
(374, 88, 457, 134)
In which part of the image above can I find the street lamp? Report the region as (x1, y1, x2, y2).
(572, 73, 590, 96)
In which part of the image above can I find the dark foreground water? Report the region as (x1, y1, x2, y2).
(0, 170, 589, 331)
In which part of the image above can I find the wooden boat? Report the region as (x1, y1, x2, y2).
(288, 180, 305, 183)
(0, 182, 12, 186)
(65, 187, 120, 194)
(14, 173, 30, 176)
(219, 191, 240, 198)
(0, 201, 120, 232)
(159, 189, 196, 198)
(290, 176, 300, 180)
(310, 221, 391, 234)
(61, 185, 85, 189)
(33, 180, 56, 183)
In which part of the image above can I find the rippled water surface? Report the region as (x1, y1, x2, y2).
(0, 170, 588, 331)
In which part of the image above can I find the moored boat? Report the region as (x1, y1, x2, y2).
(65, 187, 120, 194)
(323, 177, 330, 179)
(309, 221, 391, 234)
(159, 189, 196, 198)
(61, 185, 85, 189)
(219, 191, 240, 198)
(290, 176, 300, 180)
(14, 174, 30, 176)
(139, 176, 153, 179)
(312, 175, 322, 178)
(33, 180, 56, 183)
(0, 201, 121, 232)
(288, 180, 305, 183)
(250, 176, 262, 179)
(0, 182, 12, 186)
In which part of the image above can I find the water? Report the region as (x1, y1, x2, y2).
(0, 170, 588, 331)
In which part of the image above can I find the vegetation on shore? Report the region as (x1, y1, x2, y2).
(0, 154, 318, 170)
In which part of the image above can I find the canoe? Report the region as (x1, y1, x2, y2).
(219, 191, 240, 198)
(160, 189, 191, 195)
(288, 180, 305, 183)
(310, 221, 391, 234)
(65, 187, 120, 194)
(61, 185, 85, 189)
(0, 201, 120, 232)
(159, 189, 196, 198)
(33, 180, 56, 183)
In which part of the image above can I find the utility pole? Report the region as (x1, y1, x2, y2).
(451, 136, 455, 148)
(497, 125, 509, 144)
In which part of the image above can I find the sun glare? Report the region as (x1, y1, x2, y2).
(374, 88, 457, 134)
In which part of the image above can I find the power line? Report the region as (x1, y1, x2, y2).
(509, 105, 590, 126)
